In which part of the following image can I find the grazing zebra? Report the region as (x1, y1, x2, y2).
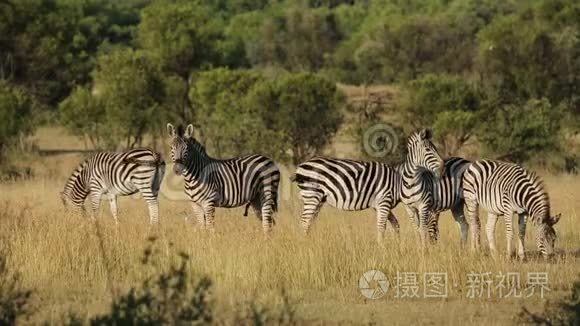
(401, 157, 471, 244)
(462, 159, 560, 259)
(399, 129, 446, 245)
(61, 148, 166, 224)
(290, 157, 401, 242)
(167, 123, 280, 232)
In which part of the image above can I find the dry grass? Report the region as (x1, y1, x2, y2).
(0, 150, 579, 325)
(0, 127, 578, 324)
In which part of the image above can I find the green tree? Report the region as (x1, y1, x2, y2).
(0, 81, 33, 159)
(400, 74, 481, 156)
(93, 48, 164, 149)
(138, 0, 223, 121)
(250, 6, 342, 71)
(248, 72, 344, 165)
(189, 68, 265, 157)
(478, 98, 563, 163)
(58, 86, 105, 149)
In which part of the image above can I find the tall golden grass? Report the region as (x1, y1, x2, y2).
(0, 151, 579, 324)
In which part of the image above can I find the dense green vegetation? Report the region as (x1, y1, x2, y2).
(0, 0, 578, 168)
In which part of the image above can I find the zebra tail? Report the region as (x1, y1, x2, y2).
(243, 203, 250, 217)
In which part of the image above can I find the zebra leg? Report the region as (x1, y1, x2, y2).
(485, 213, 498, 258)
(418, 205, 432, 246)
(375, 203, 394, 244)
(300, 192, 324, 235)
(464, 199, 481, 252)
(108, 195, 119, 224)
(88, 192, 102, 221)
(451, 204, 469, 246)
(517, 214, 527, 260)
(260, 195, 275, 234)
(146, 199, 159, 224)
(203, 204, 216, 232)
(504, 213, 515, 258)
(404, 205, 420, 231)
(427, 211, 440, 243)
(191, 203, 205, 227)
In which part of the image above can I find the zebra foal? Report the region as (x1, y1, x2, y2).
(462, 159, 560, 259)
(167, 123, 280, 233)
(61, 148, 166, 224)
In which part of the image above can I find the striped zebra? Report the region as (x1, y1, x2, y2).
(399, 129, 446, 245)
(462, 159, 560, 259)
(291, 129, 441, 242)
(167, 123, 280, 232)
(291, 157, 401, 241)
(400, 157, 471, 244)
(61, 148, 166, 224)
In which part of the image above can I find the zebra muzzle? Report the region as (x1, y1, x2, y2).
(173, 163, 185, 175)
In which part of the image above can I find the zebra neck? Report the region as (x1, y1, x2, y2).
(184, 143, 213, 177)
(401, 159, 423, 184)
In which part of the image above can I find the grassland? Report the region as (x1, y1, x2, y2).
(0, 127, 579, 325)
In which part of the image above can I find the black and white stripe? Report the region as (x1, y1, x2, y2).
(291, 157, 401, 241)
(61, 148, 166, 224)
(462, 159, 560, 259)
(401, 157, 471, 244)
(167, 124, 280, 232)
(399, 129, 446, 245)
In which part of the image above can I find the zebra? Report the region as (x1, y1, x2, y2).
(290, 157, 401, 242)
(167, 123, 280, 232)
(61, 148, 166, 224)
(462, 159, 561, 259)
(400, 157, 471, 244)
(291, 129, 441, 243)
(399, 129, 446, 246)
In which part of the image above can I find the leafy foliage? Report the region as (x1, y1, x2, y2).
(248, 72, 344, 165)
(400, 74, 481, 156)
(0, 81, 33, 158)
(93, 48, 164, 149)
(59, 86, 105, 149)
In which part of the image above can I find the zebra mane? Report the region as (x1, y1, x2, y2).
(176, 124, 185, 137)
(525, 170, 551, 221)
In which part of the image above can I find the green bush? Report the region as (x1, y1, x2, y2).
(478, 98, 563, 163)
(59, 86, 105, 149)
(189, 68, 265, 157)
(399, 74, 481, 156)
(0, 81, 33, 159)
(247, 72, 344, 165)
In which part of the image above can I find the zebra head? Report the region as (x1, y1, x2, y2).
(406, 129, 444, 177)
(167, 123, 195, 175)
(537, 213, 560, 258)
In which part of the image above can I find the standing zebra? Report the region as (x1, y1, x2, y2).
(61, 148, 166, 224)
(462, 159, 560, 259)
(291, 129, 441, 242)
(291, 157, 401, 242)
(167, 123, 280, 232)
(401, 157, 471, 244)
(399, 129, 446, 245)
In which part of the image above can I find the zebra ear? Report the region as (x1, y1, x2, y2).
(420, 128, 433, 140)
(167, 123, 176, 138)
(184, 124, 194, 139)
